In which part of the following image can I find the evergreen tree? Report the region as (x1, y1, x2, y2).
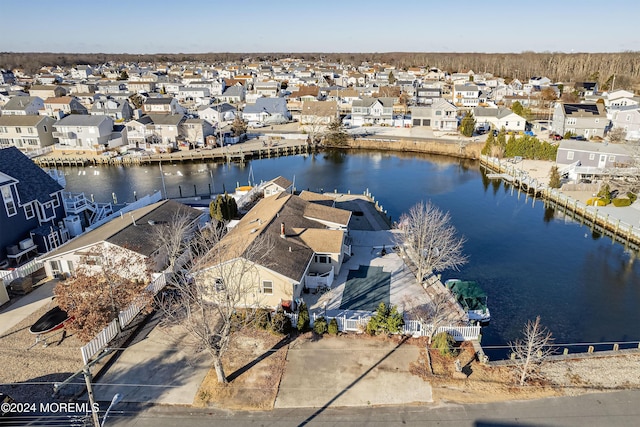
(297, 302, 310, 331)
(388, 70, 396, 84)
(324, 118, 349, 146)
(549, 166, 562, 188)
(481, 130, 496, 155)
(511, 101, 523, 116)
(459, 112, 476, 137)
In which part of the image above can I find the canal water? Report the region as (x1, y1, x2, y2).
(57, 149, 640, 359)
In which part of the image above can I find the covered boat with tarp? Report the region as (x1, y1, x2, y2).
(29, 306, 73, 334)
(444, 279, 491, 323)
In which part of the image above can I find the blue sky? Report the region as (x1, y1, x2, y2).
(1, 0, 638, 54)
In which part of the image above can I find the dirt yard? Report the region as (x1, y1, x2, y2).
(194, 328, 289, 410)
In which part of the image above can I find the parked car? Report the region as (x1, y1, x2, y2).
(248, 122, 266, 128)
(570, 135, 587, 141)
(549, 133, 563, 141)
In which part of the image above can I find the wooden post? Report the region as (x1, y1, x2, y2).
(613, 343, 619, 351)
(563, 348, 569, 355)
(588, 345, 594, 353)
(83, 366, 100, 427)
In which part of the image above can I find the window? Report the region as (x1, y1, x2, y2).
(609, 155, 616, 162)
(27, 127, 34, 134)
(1, 186, 17, 216)
(262, 280, 273, 295)
(15, 127, 21, 133)
(314, 255, 330, 264)
(24, 203, 35, 219)
(567, 118, 577, 125)
(43, 125, 48, 132)
(52, 193, 60, 208)
(0, 127, 6, 133)
(214, 278, 225, 292)
(589, 153, 595, 161)
(567, 151, 574, 160)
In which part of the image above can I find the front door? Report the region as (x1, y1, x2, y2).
(598, 154, 607, 168)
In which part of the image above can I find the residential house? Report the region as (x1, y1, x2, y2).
(29, 85, 67, 99)
(472, 107, 526, 132)
(262, 176, 293, 197)
(254, 81, 280, 98)
(197, 103, 237, 125)
(41, 96, 88, 119)
(125, 114, 185, 152)
(127, 81, 156, 94)
(610, 108, 640, 140)
(176, 86, 211, 105)
(416, 87, 442, 105)
(351, 97, 395, 126)
(0, 115, 56, 151)
(574, 82, 599, 97)
(70, 65, 94, 80)
(96, 82, 127, 94)
(0, 147, 67, 265)
(410, 99, 458, 131)
(243, 98, 291, 125)
(39, 199, 202, 279)
(195, 191, 351, 309)
(90, 97, 134, 121)
(551, 103, 608, 139)
(142, 97, 184, 115)
(1, 96, 44, 115)
(300, 101, 337, 125)
(453, 84, 480, 107)
(186, 79, 225, 96)
(556, 140, 636, 181)
(53, 115, 115, 151)
(182, 118, 214, 147)
(217, 85, 246, 104)
(605, 90, 639, 109)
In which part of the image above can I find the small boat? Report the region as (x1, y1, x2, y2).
(444, 279, 491, 323)
(29, 306, 73, 335)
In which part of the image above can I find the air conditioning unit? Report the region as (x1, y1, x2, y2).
(19, 238, 34, 250)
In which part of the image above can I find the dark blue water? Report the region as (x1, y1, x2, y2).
(57, 150, 640, 359)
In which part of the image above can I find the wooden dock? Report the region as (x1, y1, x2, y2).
(33, 140, 312, 168)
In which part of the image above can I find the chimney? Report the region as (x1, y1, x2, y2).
(280, 222, 285, 238)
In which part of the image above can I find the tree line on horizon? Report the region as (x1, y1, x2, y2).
(2, 51, 639, 89)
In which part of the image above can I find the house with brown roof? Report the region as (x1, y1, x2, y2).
(262, 176, 293, 197)
(41, 96, 88, 119)
(195, 191, 351, 309)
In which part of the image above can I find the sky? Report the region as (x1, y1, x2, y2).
(1, 0, 639, 54)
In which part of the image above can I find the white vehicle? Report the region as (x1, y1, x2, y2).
(248, 121, 266, 128)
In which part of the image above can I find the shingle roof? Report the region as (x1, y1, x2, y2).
(41, 199, 202, 259)
(243, 97, 288, 115)
(2, 96, 41, 111)
(55, 115, 111, 127)
(0, 147, 63, 204)
(0, 115, 49, 126)
(146, 113, 185, 125)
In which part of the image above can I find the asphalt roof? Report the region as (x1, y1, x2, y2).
(0, 146, 63, 204)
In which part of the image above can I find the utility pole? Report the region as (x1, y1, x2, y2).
(83, 365, 100, 427)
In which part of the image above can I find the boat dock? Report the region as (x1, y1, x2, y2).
(33, 138, 312, 167)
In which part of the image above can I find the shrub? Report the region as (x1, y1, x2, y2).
(586, 197, 607, 206)
(628, 192, 637, 203)
(328, 318, 339, 335)
(313, 316, 328, 335)
(270, 308, 292, 335)
(297, 302, 310, 331)
(253, 308, 271, 330)
(612, 198, 632, 207)
(365, 302, 405, 335)
(432, 332, 458, 357)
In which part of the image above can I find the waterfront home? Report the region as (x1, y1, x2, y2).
(125, 113, 186, 152)
(39, 199, 202, 280)
(473, 107, 526, 132)
(1, 96, 44, 115)
(453, 84, 481, 107)
(555, 139, 637, 181)
(182, 118, 214, 148)
(300, 101, 338, 126)
(551, 103, 608, 139)
(410, 99, 458, 131)
(242, 98, 291, 125)
(0, 147, 67, 265)
(194, 191, 351, 309)
(262, 176, 293, 197)
(0, 115, 56, 151)
(351, 97, 394, 126)
(197, 103, 237, 125)
(53, 115, 116, 151)
(610, 108, 640, 140)
(90, 97, 134, 121)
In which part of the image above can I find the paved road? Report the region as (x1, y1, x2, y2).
(66, 389, 640, 427)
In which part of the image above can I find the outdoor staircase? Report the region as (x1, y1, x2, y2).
(63, 192, 114, 227)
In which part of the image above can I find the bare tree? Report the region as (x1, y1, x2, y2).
(54, 244, 153, 342)
(151, 210, 198, 273)
(509, 316, 555, 386)
(397, 201, 468, 286)
(607, 127, 626, 144)
(157, 218, 274, 384)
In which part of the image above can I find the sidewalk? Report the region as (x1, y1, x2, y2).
(0, 279, 57, 337)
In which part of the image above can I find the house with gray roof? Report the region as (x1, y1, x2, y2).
(53, 115, 116, 151)
(217, 85, 246, 104)
(197, 103, 237, 125)
(39, 199, 202, 279)
(242, 97, 291, 125)
(551, 103, 608, 139)
(351, 97, 395, 126)
(1, 96, 44, 115)
(90, 97, 134, 121)
(410, 99, 458, 131)
(0, 147, 67, 265)
(556, 139, 638, 181)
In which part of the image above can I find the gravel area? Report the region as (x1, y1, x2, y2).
(0, 301, 86, 404)
(542, 353, 640, 395)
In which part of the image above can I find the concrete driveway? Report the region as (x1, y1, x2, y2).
(93, 312, 211, 405)
(275, 336, 431, 408)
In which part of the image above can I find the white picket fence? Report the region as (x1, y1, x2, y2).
(80, 271, 168, 364)
(0, 259, 43, 284)
(288, 311, 481, 341)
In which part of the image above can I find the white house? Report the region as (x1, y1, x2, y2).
(53, 115, 116, 151)
(473, 107, 526, 132)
